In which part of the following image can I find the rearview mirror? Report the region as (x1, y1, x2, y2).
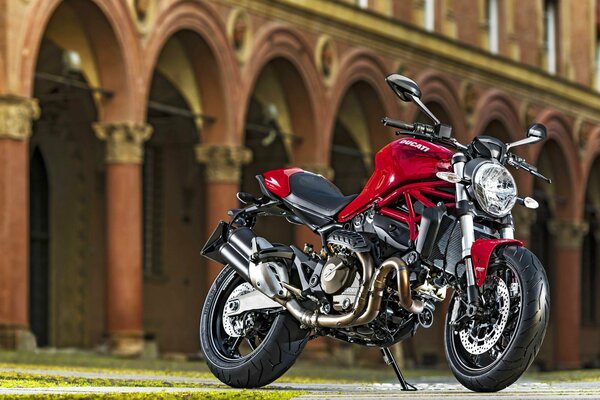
(527, 123, 546, 141)
(506, 123, 547, 150)
(385, 74, 421, 102)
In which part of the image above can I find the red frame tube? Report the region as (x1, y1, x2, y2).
(341, 180, 455, 242)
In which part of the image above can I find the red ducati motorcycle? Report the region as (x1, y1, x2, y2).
(200, 74, 550, 392)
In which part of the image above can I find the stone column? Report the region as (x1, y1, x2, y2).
(93, 122, 152, 355)
(0, 96, 39, 351)
(195, 144, 252, 288)
(548, 219, 589, 369)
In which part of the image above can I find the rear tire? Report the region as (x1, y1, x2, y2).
(200, 266, 310, 388)
(445, 246, 550, 392)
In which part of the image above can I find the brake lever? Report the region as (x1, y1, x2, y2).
(507, 156, 552, 184)
(530, 169, 552, 184)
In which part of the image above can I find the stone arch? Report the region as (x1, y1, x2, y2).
(470, 90, 523, 144)
(239, 23, 322, 162)
(527, 109, 580, 219)
(143, 0, 236, 144)
(325, 48, 396, 157)
(18, 0, 141, 121)
(406, 71, 468, 142)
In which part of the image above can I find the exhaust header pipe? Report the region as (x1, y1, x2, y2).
(279, 256, 424, 328)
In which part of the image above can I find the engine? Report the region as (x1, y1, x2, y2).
(319, 235, 417, 347)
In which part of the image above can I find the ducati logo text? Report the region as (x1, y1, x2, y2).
(399, 139, 430, 152)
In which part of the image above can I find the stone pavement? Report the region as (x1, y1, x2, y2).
(1, 366, 600, 399)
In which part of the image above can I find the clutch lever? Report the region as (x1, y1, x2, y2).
(395, 130, 433, 141)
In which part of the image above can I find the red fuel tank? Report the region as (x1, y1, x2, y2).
(339, 138, 454, 220)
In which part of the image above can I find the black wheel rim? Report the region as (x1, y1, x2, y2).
(448, 261, 523, 372)
(207, 269, 278, 362)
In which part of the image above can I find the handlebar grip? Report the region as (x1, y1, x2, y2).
(381, 117, 414, 131)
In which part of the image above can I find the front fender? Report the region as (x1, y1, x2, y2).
(471, 239, 523, 286)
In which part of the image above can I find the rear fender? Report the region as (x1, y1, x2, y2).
(471, 238, 523, 286)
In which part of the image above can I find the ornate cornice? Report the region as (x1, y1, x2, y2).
(225, 0, 600, 123)
(195, 144, 252, 184)
(0, 96, 40, 140)
(93, 122, 153, 164)
(548, 219, 589, 249)
(299, 163, 335, 181)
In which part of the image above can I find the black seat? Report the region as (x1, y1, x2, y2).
(284, 171, 357, 217)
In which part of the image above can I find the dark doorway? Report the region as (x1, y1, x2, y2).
(29, 148, 50, 347)
(331, 122, 368, 195)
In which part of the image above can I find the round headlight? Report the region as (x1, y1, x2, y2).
(472, 162, 517, 217)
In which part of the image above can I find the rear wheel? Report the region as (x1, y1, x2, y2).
(200, 266, 310, 388)
(445, 246, 550, 392)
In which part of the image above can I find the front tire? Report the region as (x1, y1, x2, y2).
(200, 266, 310, 388)
(445, 246, 550, 392)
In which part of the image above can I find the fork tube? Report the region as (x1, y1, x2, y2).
(452, 153, 478, 304)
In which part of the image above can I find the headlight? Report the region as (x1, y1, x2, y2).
(472, 162, 517, 217)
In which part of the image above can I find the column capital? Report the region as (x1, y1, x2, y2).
(93, 122, 153, 164)
(300, 163, 335, 181)
(513, 207, 536, 229)
(0, 96, 40, 140)
(195, 144, 252, 184)
(548, 219, 589, 249)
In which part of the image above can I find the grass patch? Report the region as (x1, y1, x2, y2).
(0, 391, 304, 400)
(528, 369, 600, 383)
(0, 371, 221, 389)
(0, 352, 208, 375)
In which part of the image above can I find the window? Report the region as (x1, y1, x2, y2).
(424, 0, 435, 31)
(544, 0, 558, 74)
(487, 0, 499, 54)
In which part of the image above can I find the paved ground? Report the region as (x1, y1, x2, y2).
(2, 366, 600, 399)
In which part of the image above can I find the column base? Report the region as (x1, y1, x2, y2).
(108, 331, 145, 356)
(0, 325, 37, 351)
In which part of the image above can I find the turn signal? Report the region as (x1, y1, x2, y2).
(523, 197, 539, 209)
(436, 172, 461, 183)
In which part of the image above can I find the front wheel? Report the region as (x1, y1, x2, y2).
(200, 265, 310, 388)
(445, 246, 550, 392)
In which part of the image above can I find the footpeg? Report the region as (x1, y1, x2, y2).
(380, 347, 417, 391)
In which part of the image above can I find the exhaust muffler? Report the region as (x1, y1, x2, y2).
(202, 222, 259, 281)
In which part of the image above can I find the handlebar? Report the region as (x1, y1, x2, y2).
(381, 116, 467, 151)
(381, 116, 550, 184)
(381, 117, 415, 131)
(381, 117, 435, 135)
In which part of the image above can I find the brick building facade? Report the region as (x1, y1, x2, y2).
(0, 0, 599, 370)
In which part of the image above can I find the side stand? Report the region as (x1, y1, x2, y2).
(380, 347, 417, 391)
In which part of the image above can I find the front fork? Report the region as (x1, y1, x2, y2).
(452, 153, 514, 306)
